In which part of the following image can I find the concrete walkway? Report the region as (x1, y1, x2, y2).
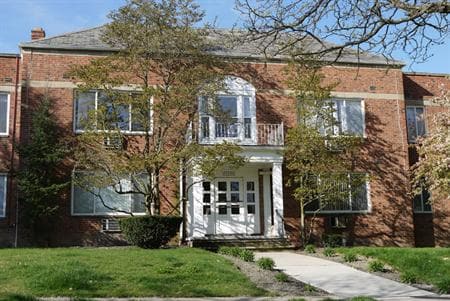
(255, 251, 438, 299)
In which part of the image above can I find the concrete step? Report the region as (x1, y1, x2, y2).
(189, 237, 294, 250)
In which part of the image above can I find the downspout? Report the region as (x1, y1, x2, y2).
(11, 55, 20, 247)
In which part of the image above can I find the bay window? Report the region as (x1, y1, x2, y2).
(74, 91, 149, 133)
(199, 77, 256, 143)
(72, 171, 147, 215)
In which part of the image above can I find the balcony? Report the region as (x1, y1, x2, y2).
(198, 121, 284, 146)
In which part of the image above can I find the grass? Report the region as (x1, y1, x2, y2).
(0, 247, 266, 298)
(336, 247, 450, 293)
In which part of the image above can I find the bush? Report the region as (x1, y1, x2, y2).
(323, 247, 336, 257)
(304, 283, 316, 292)
(257, 257, 275, 270)
(322, 234, 344, 247)
(368, 260, 385, 272)
(343, 253, 357, 262)
(304, 244, 316, 253)
(218, 247, 254, 262)
(436, 279, 450, 294)
(119, 215, 182, 249)
(239, 249, 255, 262)
(275, 272, 289, 282)
(400, 271, 417, 284)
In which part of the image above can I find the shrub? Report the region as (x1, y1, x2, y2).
(368, 260, 385, 272)
(436, 279, 450, 294)
(119, 215, 182, 249)
(400, 271, 417, 284)
(304, 283, 316, 292)
(275, 272, 289, 282)
(257, 257, 275, 270)
(239, 249, 255, 262)
(343, 253, 357, 262)
(304, 244, 316, 253)
(323, 247, 336, 257)
(322, 234, 344, 247)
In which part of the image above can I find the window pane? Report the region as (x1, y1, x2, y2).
(218, 96, 237, 117)
(203, 205, 211, 215)
(0, 176, 5, 217)
(413, 194, 423, 212)
(201, 116, 210, 138)
(0, 94, 8, 134)
(247, 205, 255, 214)
(230, 181, 239, 191)
(75, 92, 95, 131)
(352, 180, 368, 211)
(243, 97, 251, 117)
(131, 193, 146, 213)
(247, 193, 255, 203)
(415, 107, 426, 137)
(218, 193, 227, 202)
(98, 93, 130, 131)
(247, 182, 255, 191)
(203, 181, 211, 191)
(231, 205, 240, 215)
(218, 205, 227, 215)
(406, 107, 417, 142)
(73, 185, 95, 214)
(230, 193, 240, 202)
(244, 118, 252, 138)
(96, 184, 130, 213)
(345, 101, 364, 135)
(422, 189, 432, 212)
(218, 181, 227, 191)
(203, 193, 211, 203)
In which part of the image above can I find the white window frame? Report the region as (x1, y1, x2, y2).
(406, 106, 427, 143)
(73, 90, 153, 135)
(71, 171, 148, 217)
(0, 93, 10, 137)
(306, 173, 371, 214)
(0, 174, 7, 218)
(199, 76, 257, 144)
(413, 189, 432, 214)
(328, 98, 366, 138)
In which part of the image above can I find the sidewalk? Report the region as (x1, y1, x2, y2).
(255, 251, 438, 299)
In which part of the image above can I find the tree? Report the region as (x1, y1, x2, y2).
(412, 88, 450, 199)
(283, 61, 364, 245)
(236, 0, 450, 62)
(17, 94, 69, 244)
(71, 0, 245, 216)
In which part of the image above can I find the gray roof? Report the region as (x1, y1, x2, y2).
(20, 25, 403, 66)
(0, 53, 19, 58)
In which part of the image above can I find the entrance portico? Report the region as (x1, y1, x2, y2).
(186, 148, 285, 241)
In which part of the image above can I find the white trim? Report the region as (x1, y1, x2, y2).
(70, 170, 147, 217)
(73, 90, 153, 135)
(0, 174, 7, 218)
(0, 93, 10, 137)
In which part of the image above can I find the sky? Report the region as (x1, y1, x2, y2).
(0, 0, 448, 73)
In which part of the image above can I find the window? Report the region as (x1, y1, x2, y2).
(413, 189, 432, 213)
(199, 77, 256, 143)
(72, 171, 147, 215)
(0, 175, 7, 218)
(305, 173, 370, 213)
(0, 93, 10, 136)
(74, 91, 150, 133)
(320, 99, 364, 136)
(202, 181, 211, 215)
(246, 181, 256, 215)
(406, 106, 426, 143)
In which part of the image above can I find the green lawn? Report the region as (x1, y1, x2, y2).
(0, 247, 266, 298)
(336, 247, 450, 293)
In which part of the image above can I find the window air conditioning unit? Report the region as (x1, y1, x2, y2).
(101, 219, 121, 232)
(329, 216, 349, 229)
(103, 136, 123, 150)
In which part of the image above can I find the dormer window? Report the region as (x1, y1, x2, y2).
(199, 77, 256, 144)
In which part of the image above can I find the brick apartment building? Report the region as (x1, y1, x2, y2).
(0, 27, 448, 248)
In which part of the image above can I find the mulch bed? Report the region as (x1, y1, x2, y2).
(222, 254, 328, 297)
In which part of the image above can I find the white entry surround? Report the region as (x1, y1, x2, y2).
(186, 147, 285, 240)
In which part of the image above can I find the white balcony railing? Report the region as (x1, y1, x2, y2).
(197, 120, 284, 146)
(257, 123, 284, 146)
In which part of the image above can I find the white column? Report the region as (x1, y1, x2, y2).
(271, 162, 285, 237)
(191, 175, 206, 238)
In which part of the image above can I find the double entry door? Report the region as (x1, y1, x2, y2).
(202, 178, 259, 235)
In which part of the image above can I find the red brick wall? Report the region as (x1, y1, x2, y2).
(16, 49, 417, 247)
(403, 72, 450, 247)
(0, 55, 21, 247)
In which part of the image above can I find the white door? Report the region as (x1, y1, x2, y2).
(215, 179, 246, 234)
